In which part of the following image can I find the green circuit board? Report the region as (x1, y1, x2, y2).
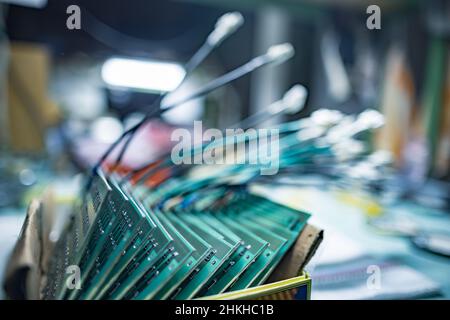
(46, 169, 310, 300)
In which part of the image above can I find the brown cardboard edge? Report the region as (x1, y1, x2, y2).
(267, 224, 324, 283)
(3, 199, 43, 300)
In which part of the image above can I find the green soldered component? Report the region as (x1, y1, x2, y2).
(78, 195, 151, 299)
(245, 213, 297, 240)
(122, 248, 175, 299)
(60, 199, 118, 300)
(244, 205, 301, 229)
(231, 195, 310, 231)
(237, 219, 288, 286)
(68, 175, 162, 300)
(153, 213, 213, 300)
(195, 242, 248, 297)
(92, 181, 182, 300)
(57, 170, 115, 300)
(89, 170, 111, 213)
(78, 180, 162, 300)
(229, 205, 306, 285)
(68, 200, 84, 263)
(102, 187, 195, 300)
(68, 177, 144, 299)
(215, 215, 270, 291)
(243, 204, 303, 249)
(170, 212, 237, 300)
(78, 229, 133, 300)
(193, 213, 256, 296)
(200, 213, 241, 244)
(99, 229, 172, 300)
(67, 214, 119, 299)
(169, 251, 219, 300)
(77, 170, 114, 256)
(43, 224, 73, 299)
(99, 212, 174, 300)
(127, 211, 195, 300)
(92, 217, 158, 299)
(224, 194, 311, 286)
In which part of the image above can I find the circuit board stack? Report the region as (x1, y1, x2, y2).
(43, 169, 310, 300)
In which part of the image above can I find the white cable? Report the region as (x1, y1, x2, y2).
(268, 84, 307, 115)
(265, 43, 295, 65)
(207, 12, 244, 47)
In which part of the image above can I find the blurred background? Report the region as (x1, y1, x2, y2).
(0, 0, 449, 299)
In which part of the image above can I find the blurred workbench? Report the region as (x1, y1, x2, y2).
(254, 184, 450, 299)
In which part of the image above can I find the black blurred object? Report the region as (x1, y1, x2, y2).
(106, 89, 160, 120)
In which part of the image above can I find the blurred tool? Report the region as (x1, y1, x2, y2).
(109, 42, 293, 176)
(91, 40, 294, 187)
(92, 12, 245, 181)
(233, 84, 307, 129)
(124, 83, 307, 185)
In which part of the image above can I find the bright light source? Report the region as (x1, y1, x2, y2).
(0, 0, 47, 8)
(91, 116, 123, 144)
(101, 57, 185, 93)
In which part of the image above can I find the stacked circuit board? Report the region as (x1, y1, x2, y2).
(43, 169, 310, 300)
